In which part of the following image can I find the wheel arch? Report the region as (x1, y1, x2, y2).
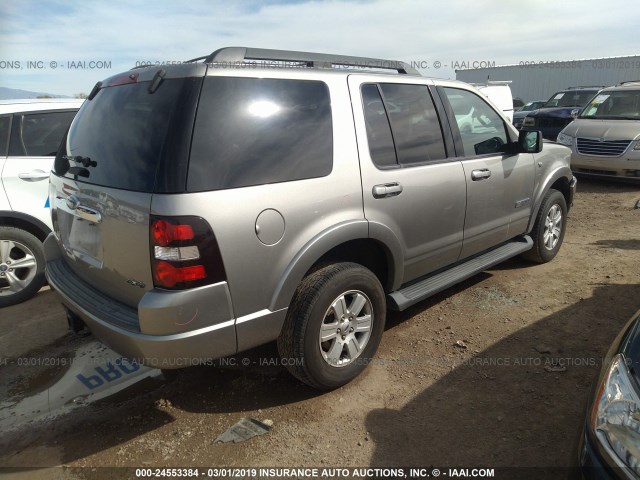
(269, 220, 402, 312)
(0, 211, 51, 242)
(527, 167, 572, 233)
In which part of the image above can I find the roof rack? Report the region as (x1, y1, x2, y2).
(186, 47, 420, 75)
(565, 86, 606, 90)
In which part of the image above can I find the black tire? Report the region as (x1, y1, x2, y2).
(0, 227, 46, 308)
(277, 262, 386, 390)
(522, 189, 568, 263)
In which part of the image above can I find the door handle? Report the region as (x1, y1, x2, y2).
(372, 183, 403, 199)
(18, 170, 50, 181)
(471, 169, 492, 181)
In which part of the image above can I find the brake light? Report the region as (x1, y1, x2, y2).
(152, 219, 194, 246)
(106, 72, 139, 87)
(150, 215, 226, 290)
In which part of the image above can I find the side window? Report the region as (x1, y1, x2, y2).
(188, 77, 333, 191)
(8, 111, 76, 157)
(0, 116, 10, 156)
(443, 87, 508, 156)
(361, 84, 397, 168)
(379, 84, 447, 165)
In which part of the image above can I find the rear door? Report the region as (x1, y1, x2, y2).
(2, 109, 77, 229)
(348, 76, 467, 284)
(440, 86, 534, 259)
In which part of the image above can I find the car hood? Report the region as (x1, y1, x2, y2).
(527, 107, 581, 119)
(561, 119, 640, 139)
(513, 111, 529, 120)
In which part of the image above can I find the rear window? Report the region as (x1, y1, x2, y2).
(54, 78, 197, 192)
(188, 77, 332, 192)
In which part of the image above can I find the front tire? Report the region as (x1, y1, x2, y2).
(277, 262, 386, 390)
(522, 189, 567, 263)
(0, 227, 46, 308)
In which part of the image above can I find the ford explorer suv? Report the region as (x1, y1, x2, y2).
(523, 87, 602, 141)
(45, 47, 576, 389)
(557, 81, 640, 181)
(0, 98, 83, 307)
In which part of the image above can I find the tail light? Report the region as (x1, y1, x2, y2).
(150, 215, 226, 290)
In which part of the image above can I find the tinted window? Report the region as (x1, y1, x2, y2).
(361, 84, 397, 168)
(378, 84, 446, 165)
(8, 111, 76, 156)
(55, 79, 194, 192)
(188, 77, 333, 192)
(0, 116, 9, 156)
(444, 87, 508, 156)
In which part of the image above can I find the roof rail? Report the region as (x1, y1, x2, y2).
(619, 80, 640, 85)
(565, 85, 606, 90)
(191, 47, 420, 75)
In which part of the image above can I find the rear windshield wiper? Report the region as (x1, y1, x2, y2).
(63, 155, 97, 168)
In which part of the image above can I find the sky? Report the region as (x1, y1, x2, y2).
(0, 0, 637, 96)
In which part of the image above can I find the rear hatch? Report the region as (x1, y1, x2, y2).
(50, 65, 204, 308)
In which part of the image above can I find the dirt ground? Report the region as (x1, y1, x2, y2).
(0, 177, 639, 479)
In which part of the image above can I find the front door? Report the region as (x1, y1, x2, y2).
(440, 86, 534, 259)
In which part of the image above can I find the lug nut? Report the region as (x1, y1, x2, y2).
(350, 327, 354, 333)
(341, 335, 346, 340)
(8, 269, 12, 272)
(6, 261, 10, 265)
(337, 328, 341, 334)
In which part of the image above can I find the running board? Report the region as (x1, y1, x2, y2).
(388, 236, 533, 311)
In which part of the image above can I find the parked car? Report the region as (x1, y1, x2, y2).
(512, 101, 546, 129)
(523, 87, 603, 140)
(44, 47, 575, 390)
(557, 81, 640, 181)
(580, 308, 640, 479)
(0, 98, 83, 307)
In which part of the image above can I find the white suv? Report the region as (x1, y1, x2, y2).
(0, 98, 83, 306)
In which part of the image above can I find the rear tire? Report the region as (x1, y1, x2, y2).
(277, 262, 386, 390)
(522, 189, 567, 263)
(0, 227, 46, 308)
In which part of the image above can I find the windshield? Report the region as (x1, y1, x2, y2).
(518, 101, 544, 112)
(543, 90, 599, 108)
(579, 90, 640, 119)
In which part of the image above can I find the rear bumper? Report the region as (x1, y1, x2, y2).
(44, 233, 239, 368)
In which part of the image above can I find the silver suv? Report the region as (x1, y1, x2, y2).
(45, 47, 576, 389)
(557, 81, 640, 180)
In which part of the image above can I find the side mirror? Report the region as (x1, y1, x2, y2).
(518, 130, 542, 153)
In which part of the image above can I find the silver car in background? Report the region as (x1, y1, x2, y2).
(558, 81, 640, 180)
